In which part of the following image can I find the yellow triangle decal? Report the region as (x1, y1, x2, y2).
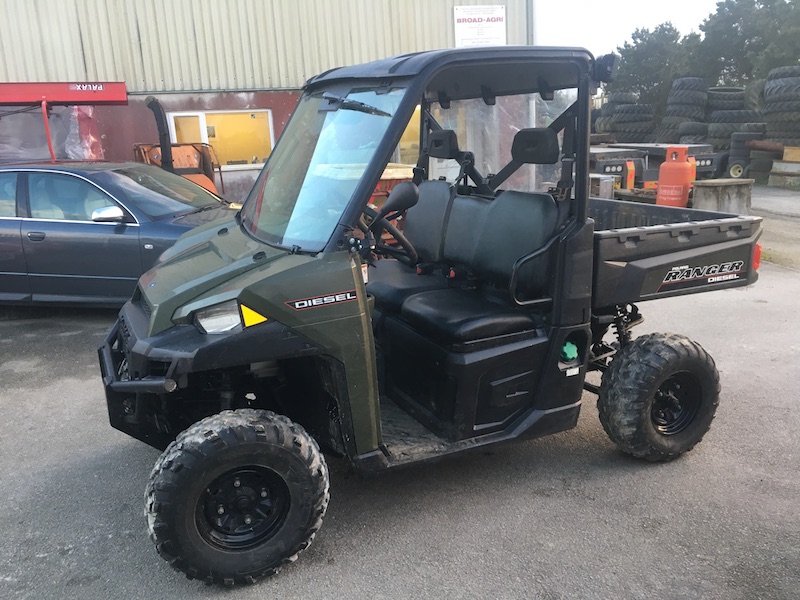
(240, 304, 268, 327)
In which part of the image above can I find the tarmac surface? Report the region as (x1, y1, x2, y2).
(0, 186, 798, 599)
(750, 184, 800, 269)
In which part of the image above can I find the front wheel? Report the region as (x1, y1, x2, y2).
(145, 409, 329, 585)
(597, 333, 720, 462)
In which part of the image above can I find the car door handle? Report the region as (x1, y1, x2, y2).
(27, 232, 46, 242)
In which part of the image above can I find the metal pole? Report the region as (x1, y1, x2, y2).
(41, 100, 56, 163)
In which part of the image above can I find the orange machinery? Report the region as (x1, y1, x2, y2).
(135, 97, 224, 195)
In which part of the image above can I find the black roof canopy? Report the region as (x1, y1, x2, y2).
(304, 46, 596, 101)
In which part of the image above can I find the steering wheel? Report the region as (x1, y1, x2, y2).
(361, 205, 419, 266)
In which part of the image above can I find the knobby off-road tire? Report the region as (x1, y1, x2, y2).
(597, 333, 720, 462)
(145, 409, 330, 586)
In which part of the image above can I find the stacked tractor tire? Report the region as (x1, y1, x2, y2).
(660, 78, 708, 144)
(763, 66, 800, 187)
(701, 85, 762, 149)
(600, 67, 800, 182)
(763, 66, 800, 147)
(595, 93, 655, 143)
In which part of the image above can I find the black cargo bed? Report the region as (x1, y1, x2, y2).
(589, 198, 762, 309)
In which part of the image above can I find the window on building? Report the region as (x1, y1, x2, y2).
(167, 110, 275, 170)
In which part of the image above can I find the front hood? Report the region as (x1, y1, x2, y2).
(138, 217, 290, 335)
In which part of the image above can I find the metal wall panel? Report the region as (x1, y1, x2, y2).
(1, 0, 530, 92)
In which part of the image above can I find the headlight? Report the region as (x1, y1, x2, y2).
(194, 300, 242, 334)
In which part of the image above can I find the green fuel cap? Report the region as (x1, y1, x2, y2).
(561, 341, 579, 362)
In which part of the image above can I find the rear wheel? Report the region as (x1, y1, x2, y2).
(145, 409, 329, 585)
(597, 333, 720, 462)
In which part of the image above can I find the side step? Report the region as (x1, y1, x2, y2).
(354, 397, 582, 473)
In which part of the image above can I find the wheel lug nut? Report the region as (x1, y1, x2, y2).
(260, 489, 268, 498)
(233, 478, 241, 488)
(244, 515, 252, 525)
(217, 506, 225, 515)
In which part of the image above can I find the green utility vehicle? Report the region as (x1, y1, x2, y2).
(99, 47, 762, 585)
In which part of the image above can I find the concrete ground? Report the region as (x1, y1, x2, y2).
(751, 184, 800, 269)
(0, 188, 798, 599)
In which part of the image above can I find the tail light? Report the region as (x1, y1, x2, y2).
(752, 243, 762, 271)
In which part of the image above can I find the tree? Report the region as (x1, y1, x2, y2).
(699, 0, 800, 83)
(607, 24, 700, 119)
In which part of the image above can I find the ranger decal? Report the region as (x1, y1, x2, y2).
(286, 290, 358, 310)
(660, 261, 745, 290)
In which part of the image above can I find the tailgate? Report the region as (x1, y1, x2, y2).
(590, 199, 762, 309)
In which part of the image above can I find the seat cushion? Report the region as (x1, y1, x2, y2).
(367, 259, 448, 313)
(400, 288, 536, 343)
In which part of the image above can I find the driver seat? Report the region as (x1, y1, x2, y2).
(367, 130, 466, 313)
(366, 179, 453, 312)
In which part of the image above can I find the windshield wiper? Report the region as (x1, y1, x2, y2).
(321, 92, 392, 117)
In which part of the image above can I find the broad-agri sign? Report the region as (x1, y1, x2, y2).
(453, 5, 507, 48)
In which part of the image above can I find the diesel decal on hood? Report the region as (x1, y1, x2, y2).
(286, 290, 358, 310)
(660, 260, 745, 290)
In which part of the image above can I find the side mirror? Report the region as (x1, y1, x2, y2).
(92, 205, 125, 222)
(376, 181, 419, 222)
(594, 54, 620, 84)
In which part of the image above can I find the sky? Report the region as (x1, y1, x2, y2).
(534, 0, 723, 55)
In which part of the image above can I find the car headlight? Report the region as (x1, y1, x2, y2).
(194, 300, 243, 334)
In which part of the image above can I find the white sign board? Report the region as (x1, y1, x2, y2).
(453, 5, 507, 48)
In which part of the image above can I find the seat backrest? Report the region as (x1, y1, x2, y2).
(472, 191, 558, 294)
(441, 190, 558, 294)
(29, 192, 65, 220)
(401, 179, 454, 264)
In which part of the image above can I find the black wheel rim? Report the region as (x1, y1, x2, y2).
(651, 371, 702, 435)
(196, 466, 290, 550)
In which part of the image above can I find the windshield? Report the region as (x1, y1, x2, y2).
(240, 85, 406, 251)
(101, 166, 222, 218)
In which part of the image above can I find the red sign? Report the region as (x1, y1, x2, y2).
(0, 82, 128, 105)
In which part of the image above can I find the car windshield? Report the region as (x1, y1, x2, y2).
(100, 166, 222, 218)
(240, 85, 407, 252)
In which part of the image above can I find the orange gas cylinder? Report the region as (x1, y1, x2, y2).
(656, 146, 693, 207)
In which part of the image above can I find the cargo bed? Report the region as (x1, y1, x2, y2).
(589, 198, 762, 309)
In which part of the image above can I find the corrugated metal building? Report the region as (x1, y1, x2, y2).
(2, 0, 532, 198)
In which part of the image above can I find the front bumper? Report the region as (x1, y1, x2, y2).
(98, 300, 321, 449)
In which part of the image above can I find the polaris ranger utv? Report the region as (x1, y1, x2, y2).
(98, 47, 762, 586)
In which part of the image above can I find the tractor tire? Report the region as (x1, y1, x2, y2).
(614, 103, 653, 115)
(763, 78, 800, 103)
(615, 121, 655, 133)
(671, 77, 708, 92)
(607, 92, 639, 104)
(678, 122, 708, 136)
(679, 135, 707, 144)
(665, 105, 706, 120)
(145, 409, 330, 586)
(615, 112, 654, 124)
(667, 89, 708, 105)
(597, 333, 720, 462)
(710, 109, 763, 123)
(763, 111, 800, 122)
(767, 66, 800, 81)
(763, 100, 800, 114)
